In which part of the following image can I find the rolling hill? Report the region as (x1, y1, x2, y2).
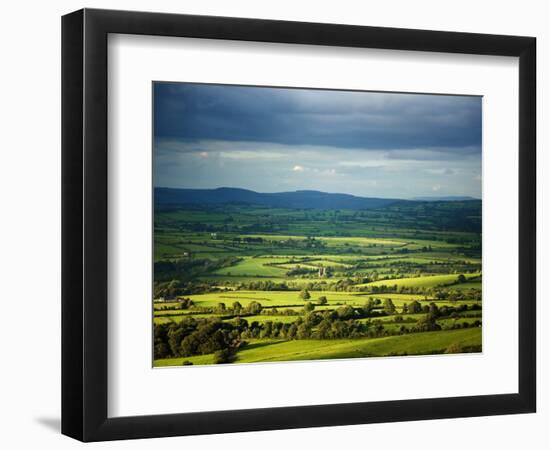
(155, 187, 404, 210)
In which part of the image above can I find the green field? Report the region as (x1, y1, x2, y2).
(213, 257, 288, 277)
(187, 290, 361, 307)
(363, 273, 481, 289)
(170, 290, 479, 309)
(153, 201, 482, 366)
(154, 328, 481, 366)
(452, 281, 482, 290)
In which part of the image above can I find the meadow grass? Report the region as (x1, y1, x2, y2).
(213, 256, 288, 277)
(451, 281, 482, 291)
(362, 273, 481, 289)
(153, 328, 481, 366)
(184, 290, 480, 309)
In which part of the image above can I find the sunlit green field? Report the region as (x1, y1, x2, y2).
(362, 273, 481, 289)
(154, 328, 481, 366)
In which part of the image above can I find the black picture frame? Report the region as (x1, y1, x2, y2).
(62, 8, 536, 442)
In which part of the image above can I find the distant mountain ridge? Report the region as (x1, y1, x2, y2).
(155, 187, 404, 210)
(411, 195, 479, 201)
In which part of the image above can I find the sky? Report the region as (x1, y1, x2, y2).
(154, 82, 482, 199)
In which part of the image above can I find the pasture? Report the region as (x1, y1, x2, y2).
(154, 328, 481, 366)
(362, 273, 481, 289)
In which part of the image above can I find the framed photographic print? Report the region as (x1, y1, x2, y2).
(62, 8, 536, 442)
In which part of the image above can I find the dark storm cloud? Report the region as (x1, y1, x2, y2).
(153, 82, 482, 198)
(154, 82, 482, 152)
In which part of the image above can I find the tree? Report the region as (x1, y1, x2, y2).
(304, 301, 315, 313)
(318, 296, 328, 305)
(414, 314, 441, 332)
(408, 300, 422, 314)
(248, 301, 262, 314)
(448, 290, 460, 302)
(179, 298, 193, 309)
(166, 279, 180, 297)
(304, 312, 319, 327)
(383, 298, 396, 315)
(261, 321, 273, 338)
(296, 324, 311, 339)
(287, 323, 298, 339)
(299, 289, 311, 301)
(337, 305, 355, 320)
(233, 318, 249, 332)
(374, 323, 385, 336)
(214, 348, 235, 364)
(317, 319, 332, 339)
(154, 342, 170, 359)
(457, 274, 467, 283)
(168, 327, 187, 356)
(363, 298, 375, 315)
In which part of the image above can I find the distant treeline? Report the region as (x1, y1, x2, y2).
(155, 199, 482, 236)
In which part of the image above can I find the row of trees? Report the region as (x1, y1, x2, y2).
(155, 313, 482, 363)
(155, 299, 482, 361)
(157, 290, 481, 323)
(154, 256, 241, 284)
(155, 297, 194, 310)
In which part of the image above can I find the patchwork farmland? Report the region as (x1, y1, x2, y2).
(153, 196, 482, 366)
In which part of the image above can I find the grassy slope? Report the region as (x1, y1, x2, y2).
(187, 290, 354, 307)
(213, 257, 288, 277)
(363, 273, 481, 289)
(154, 328, 481, 367)
(452, 281, 482, 290)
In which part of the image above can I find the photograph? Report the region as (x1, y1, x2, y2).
(152, 82, 483, 367)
